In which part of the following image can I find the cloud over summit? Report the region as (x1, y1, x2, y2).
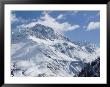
(16, 11, 80, 33)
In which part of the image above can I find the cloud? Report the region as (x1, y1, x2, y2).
(57, 14, 64, 19)
(18, 12, 80, 32)
(11, 13, 28, 24)
(38, 13, 80, 32)
(57, 11, 79, 20)
(42, 11, 52, 15)
(17, 22, 38, 29)
(71, 11, 79, 15)
(63, 11, 79, 17)
(38, 12, 80, 32)
(87, 22, 100, 30)
(11, 13, 19, 23)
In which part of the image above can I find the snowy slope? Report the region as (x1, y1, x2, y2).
(11, 24, 100, 77)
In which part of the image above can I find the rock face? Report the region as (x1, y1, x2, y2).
(12, 24, 69, 43)
(11, 23, 100, 77)
(78, 58, 100, 77)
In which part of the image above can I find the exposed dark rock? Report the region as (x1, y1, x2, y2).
(78, 58, 100, 77)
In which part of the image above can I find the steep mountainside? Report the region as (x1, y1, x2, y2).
(11, 24, 100, 77)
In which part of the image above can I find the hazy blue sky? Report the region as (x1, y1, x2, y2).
(11, 11, 100, 45)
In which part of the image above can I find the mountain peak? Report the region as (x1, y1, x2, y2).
(12, 23, 70, 43)
(30, 23, 56, 40)
(11, 23, 100, 77)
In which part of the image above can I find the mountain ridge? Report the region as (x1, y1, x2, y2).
(11, 23, 100, 77)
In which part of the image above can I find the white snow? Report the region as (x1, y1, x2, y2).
(28, 35, 53, 45)
(11, 24, 100, 77)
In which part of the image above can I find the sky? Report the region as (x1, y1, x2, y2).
(11, 11, 100, 45)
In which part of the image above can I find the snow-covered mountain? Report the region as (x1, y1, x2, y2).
(11, 23, 100, 77)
